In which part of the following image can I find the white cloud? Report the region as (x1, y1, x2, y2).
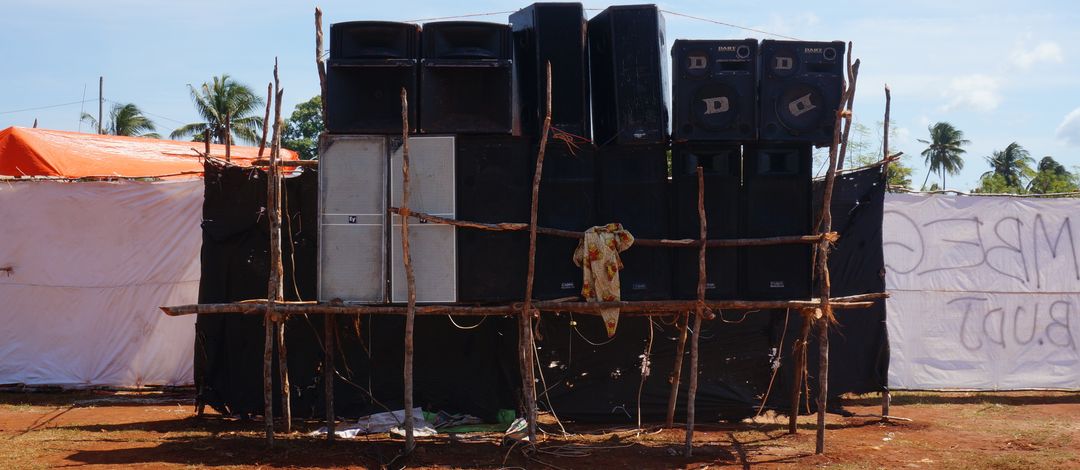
(940, 74, 1002, 112)
(1056, 107, 1080, 146)
(1010, 39, 1064, 69)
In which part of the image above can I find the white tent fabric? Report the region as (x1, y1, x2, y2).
(884, 193, 1080, 390)
(0, 179, 201, 387)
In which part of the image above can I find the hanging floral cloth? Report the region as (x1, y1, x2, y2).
(573, 223, 635, 337)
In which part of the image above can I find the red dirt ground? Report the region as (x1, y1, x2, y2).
(1, 390, 1078, 469)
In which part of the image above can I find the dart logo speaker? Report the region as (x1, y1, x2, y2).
(758, 40, 845, 146)
(672, 39, 758, 142)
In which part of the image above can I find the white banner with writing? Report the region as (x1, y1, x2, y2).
(884, 193, 1080, 390)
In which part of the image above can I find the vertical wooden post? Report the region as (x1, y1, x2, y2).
(32, 118, 37, 128)
(324, 313, 336, 441)
(225, 112, 232, 163)
(400, 88, 418, 453)
(98, 76, 103, 135)
(521, 62, 553, 445)
(259, 83, 272, 158)
(204, 129, 211, 157)
(315, 7, 328, 124)
(880, 83, 892, 424)
(684, 167, 707, 457)
(264, 58, 287, 445)
(788, 318, 811, 434)
(666, 312, 690, 427)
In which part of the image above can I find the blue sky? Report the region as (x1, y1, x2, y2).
(2, 0, 1078, 190)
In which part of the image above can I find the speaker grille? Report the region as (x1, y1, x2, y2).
(317, 135, 388, 303)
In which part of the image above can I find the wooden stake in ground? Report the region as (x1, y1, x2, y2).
(880, 83, 892, 423)
(263, 58, 287, 445)
(684, 166, 707, 457)
(399, 87, 418, 454)
(788, 316, 812, 434)
(520, 62, 553, 445)
(665, 311, 690, 427)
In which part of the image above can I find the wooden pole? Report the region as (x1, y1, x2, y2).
(520, 61, 553, 445)
(98, 76, 103, 135)
(32, 118, 37, 128)
(315, 7, 328, 124)
(788, 317, 812, 434)
(273, 62, 291, 435)
(835, 44, 858, 170)
(263, 58, 287, 445)
(324, 313, 336, 441)
(258, 82, 272, 158)
(665, 311, 689, 427)
(225, 112, 232, 163)
(204, 129, 211, 157)
(399, 87, 417, 454)
(880, 84, 891, 424)
(684, 167, 707, 457)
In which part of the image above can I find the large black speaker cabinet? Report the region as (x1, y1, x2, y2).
(596, 145, 671, 300)
(672, 39, 758, 143)
(672, 144, 741, 299)
(534, 142, 596, 299)
(326, 21, 420, 133)
(758, 40, 845, 145)
(588, 5, 670, 146)
(456, 136, 531, 302)
(420, 21, 514, 134)
(742, 143, 812, 300)
(510, 3, 591, 138)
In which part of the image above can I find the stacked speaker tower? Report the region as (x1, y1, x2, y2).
(588, 4, 672, 301)
(671, 38, 844, 300)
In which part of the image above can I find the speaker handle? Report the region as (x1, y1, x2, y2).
(422, 59, 512, 68)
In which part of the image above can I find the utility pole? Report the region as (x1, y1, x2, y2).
(98, 76, 104, 135)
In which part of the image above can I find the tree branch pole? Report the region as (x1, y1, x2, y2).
(258, 82, 272, 158)
(520, 61, 552, 446)
(225, 112, 232, 163)
(315, 7, 329, 124)
(387, 208, 833, 248)
(324, 304, 336, 441)
(835, 43, 858, 171)
(814, 49, 859, 456)
(264, 58, 287, 444)
(400, 87, 418, 454)
(788, 314, 812, 434)
(665, 310, 689, 427)
(204, 129, 211, 157)
(273, 71, 291, 435)
(684, 167, 707, 457)
(880, 84, 892, 422)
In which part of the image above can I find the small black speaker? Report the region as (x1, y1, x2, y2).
(742, 143, 812, 300)
(456, 136, 531, 302)
(588, 5, 670, 146)
(758, 40, 845, 145)
(672, 39, 758, 142)
(510, 3, 591, 138)
(672, 144, 741, 299)
(420, 21, 514, 134)
(326, 22, 420, 134)
(534, 142, 596, 300)
(596, 145, 672, 300)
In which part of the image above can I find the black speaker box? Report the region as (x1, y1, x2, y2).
(672, 144, 741, 299)
(326, 22, 420, 134)
(742, 143, 812, 300)
(456, 136, 531, 302)
(758, 40, 845, 145)
(534, 142, 596, 299)
(420, 21, 514, 134)
(588, 5, 670, 146)
(510, 3, 591, 138)
(672, 39, 758, 143)
(595, 145, 672, 300)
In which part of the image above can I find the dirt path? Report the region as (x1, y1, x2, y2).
(0, 391, 1077, 469)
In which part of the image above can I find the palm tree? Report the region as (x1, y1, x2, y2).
(982, 142, 1035, 188)
(170, 74, 263, 144)
(81, 103, 160, 138)
(918, 122, 969, 189)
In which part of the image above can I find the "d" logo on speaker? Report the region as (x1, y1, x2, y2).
(702, 96, 730, 115)
(775, 56, 793, 71)
(787, 93, 816, 117)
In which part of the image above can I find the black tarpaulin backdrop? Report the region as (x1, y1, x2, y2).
(195, 162, 887, 422)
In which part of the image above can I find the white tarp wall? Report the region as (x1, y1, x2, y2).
(884, 193, 1080, 390)
(0, 180, 200, 387)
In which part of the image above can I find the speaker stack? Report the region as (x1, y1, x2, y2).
(587, 5, 671, 300)
(326, 21, 420, 133)
(420, 21, 515, 134)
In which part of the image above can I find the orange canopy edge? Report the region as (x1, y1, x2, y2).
(0, 127, 299, 179)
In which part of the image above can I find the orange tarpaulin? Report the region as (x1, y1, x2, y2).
(0, 127, 298, 178)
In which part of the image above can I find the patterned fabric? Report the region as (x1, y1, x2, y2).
(573, 223, 635, 337)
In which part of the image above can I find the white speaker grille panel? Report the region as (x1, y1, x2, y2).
(318, 135, 388, 303)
